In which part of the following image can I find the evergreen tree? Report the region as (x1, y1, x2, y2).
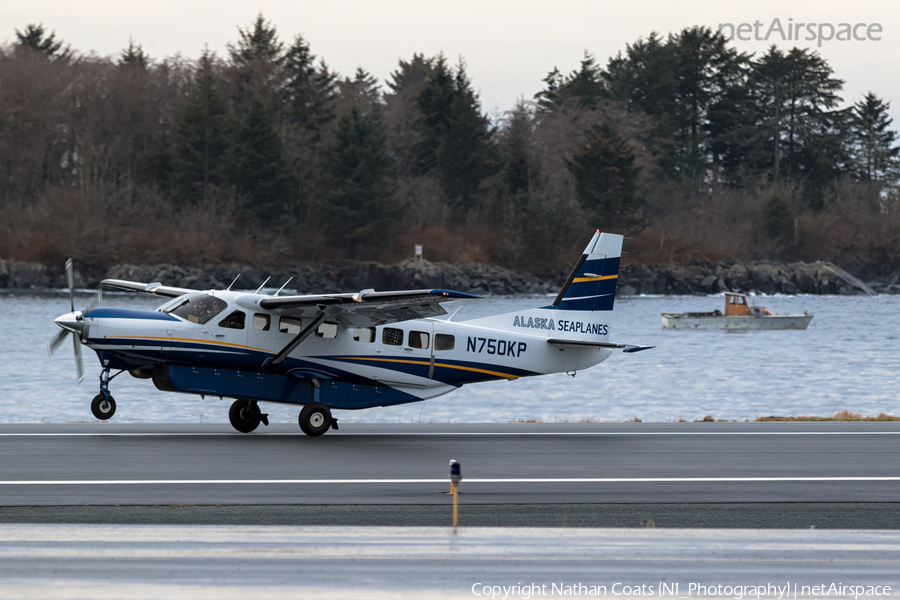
(566, 123, 643, 228)
(119, 39, 149, 68)
(227, 14, 284, 66)
(706, 70, 755, 185)
(336, 68, 382, 116)
(499, 100, 537, 197)
(228, 97, 292, 222)
(602, 33, 678, 175)
(227, 14, 284, 107)
(534, 67, 563, 112)
(435, 62, 498, 211)
(321, 108, 397, 254)
(171, 51, 229, 202)
(282, 35, 336, 133)
(604, 33, 677, 119)
(668, 27, 747, 184)
(387, 53, 435, 94)
(750, 46, 844, 180)
(535, 53, 606, 111)
(850, 92, 900, 184)
(415, 54, 457, 174)
(413, 58, 497, 211)
(14, 23, 71, 61)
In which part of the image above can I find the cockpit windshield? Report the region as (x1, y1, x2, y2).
(164, 294, 228, 325)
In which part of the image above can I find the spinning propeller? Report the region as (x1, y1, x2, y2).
(47, 258, 100, 382)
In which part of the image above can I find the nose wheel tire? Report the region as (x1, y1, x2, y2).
(299, 402, 333, 437)
(91, 394, 116, 420)
(229, 399, 261, 433)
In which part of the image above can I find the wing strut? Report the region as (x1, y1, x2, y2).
(262, 312, 329, 372)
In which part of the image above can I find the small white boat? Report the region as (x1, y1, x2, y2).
(662, 292, 813, 330)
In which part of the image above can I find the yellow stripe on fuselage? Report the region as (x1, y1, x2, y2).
(341, 356, 520, 380)
(572, 274, 618, 283)
(106, 335, 271, 353)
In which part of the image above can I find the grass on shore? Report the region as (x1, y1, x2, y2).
(509, 410, 900, 424)
(754, 409, 900, 422)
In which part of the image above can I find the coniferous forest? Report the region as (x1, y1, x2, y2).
(1, 17, 899, 272)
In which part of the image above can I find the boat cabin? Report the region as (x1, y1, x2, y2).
(724, 292, 750, 316)
(724, 292, 774, 317)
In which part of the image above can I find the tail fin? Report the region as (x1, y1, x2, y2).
(464, 231, 622, 342)
(549, 231, 622, 312)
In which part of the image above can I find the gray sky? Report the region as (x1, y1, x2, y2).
(4, 0, 899, 124)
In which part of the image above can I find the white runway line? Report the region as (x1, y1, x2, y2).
(2, 477, 900, 485)
(3, 431, 900, 437)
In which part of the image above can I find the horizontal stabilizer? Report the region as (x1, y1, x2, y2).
(547, 339, 654, 353)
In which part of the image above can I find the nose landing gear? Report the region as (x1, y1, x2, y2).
(91, 366, 119, 420)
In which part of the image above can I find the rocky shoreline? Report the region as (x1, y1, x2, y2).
(0, 257, 896, 296)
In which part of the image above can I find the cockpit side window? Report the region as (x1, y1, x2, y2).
(165, 294, 225, 325)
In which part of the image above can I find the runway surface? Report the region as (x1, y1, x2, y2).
(3, 422, 900, 507)
(0, 525, 899, 599)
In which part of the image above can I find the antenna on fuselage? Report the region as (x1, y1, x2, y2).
(254, 276, 271, 295)
(447, 304, 463, 321)
(273, 277, 293, 297)
(226, 274, 241, 291)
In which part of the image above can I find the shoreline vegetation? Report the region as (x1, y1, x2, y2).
(1, 19, 899, 281)
(511, 411, 900, 423)
(0, 255, 896, 295)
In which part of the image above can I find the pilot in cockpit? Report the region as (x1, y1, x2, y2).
(210, 299, 226, 318)
(190, 299, 212, 323)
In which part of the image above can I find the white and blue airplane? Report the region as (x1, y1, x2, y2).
(50, 232, 651, 436)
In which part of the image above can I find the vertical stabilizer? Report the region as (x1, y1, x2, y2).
(463, 232, 623, 343)
(550, 232, 622, 312)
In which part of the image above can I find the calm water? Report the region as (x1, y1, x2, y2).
(1, 291, 898, 424)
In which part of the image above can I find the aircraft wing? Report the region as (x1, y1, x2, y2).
(259, 288, 479, 328)
(102, 279, 197, 298)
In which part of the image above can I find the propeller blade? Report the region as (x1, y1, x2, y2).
(72, 331, 84, 383)
(48, 328, 69, 356)
(65, 258, 74, 313)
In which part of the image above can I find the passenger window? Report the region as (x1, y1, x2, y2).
(253, 314, 270, 331)
(435, 334, 455, 351)
(315, 323, 338, 339)
(382, 328, 403, 346)
(219, 310, 245, 330)
(353, 327, 375, 343)
(279, 316, 303, 335)
(409, 331, 430, 349)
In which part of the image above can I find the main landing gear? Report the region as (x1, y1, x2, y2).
(228, 399, 269, 433)
(299, 402, 338, 437)
(91, 366, 121, 420)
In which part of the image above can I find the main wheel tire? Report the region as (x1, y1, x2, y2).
(229, 399, 261, 433)
(91, 394, 116, 420)
(299, 402, 332, 437)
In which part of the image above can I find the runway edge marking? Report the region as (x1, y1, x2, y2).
(3, 431, 900, 437)
(3, 477, 900, 485)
